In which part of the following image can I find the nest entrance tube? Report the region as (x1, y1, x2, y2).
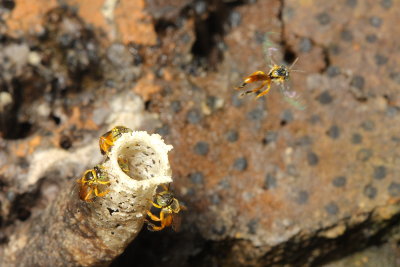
(1, 131, 173, 267)
(104, 131, 173, 186)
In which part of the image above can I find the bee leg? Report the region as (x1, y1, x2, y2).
(240, 80, 269, 97)
(149, 200, 163, 209)
(97, 180, 111, 185)
(236, 71, 268, 89)
(255, 81, 272, 99)
(161, 184, 169, 191)
(84, 188, 94, 201)
(94, 187, 110, 197)
(146, 221, 159, 231)
(148, 211, 167, 231)
(146, 210, 161, 221)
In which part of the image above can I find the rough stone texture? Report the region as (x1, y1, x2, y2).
(0, 0, 400, 266)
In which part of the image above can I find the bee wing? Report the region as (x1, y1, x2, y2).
(262, 32, 279, 67)
(171, 213, 183, 232)
(79, 184, 94, 202)
(278, 82, 307, 110)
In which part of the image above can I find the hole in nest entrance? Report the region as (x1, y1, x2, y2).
(117, 142, 162, 181)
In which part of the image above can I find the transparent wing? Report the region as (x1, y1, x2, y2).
(262, 32, 279, 67)
(278, 82, 307, 110)
(171, 213, 182, 232)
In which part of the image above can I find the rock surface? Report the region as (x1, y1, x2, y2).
(0, 0, 400, 266)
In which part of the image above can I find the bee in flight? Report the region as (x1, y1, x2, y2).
(236, 57, 300, 99)
(99, 126, 133, 156)
(77, 165, 110, 202)
(236, 33, 306, 110)
(146, 184, 186, 231)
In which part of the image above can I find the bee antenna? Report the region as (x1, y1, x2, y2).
(291, 69, 305, 73)
(289, 57, 299, 70)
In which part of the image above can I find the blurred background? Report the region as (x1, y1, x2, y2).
(0, 0, 400, 266)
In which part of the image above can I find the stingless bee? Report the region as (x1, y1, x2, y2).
(236, 32, 306, 110)
(117, 156, 130, 175)
(77, 165, 111, 202)
(99, 126, 133, 155)
(146, 184, 186, 231)
(236, 57, 300, 99)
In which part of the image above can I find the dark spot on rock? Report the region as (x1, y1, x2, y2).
(218, 179, 230, 189)
(263, 131, 278, 145)
(295, 135, 313, 146)
(370, 16, 383, 28)
(332, 176, 347, 187)
(326, 66, 340, 77)
(307, 152, 319, 166)
(350, 75, 365, 90)
(366, 34, 378, 43)
(155, 125, 169, 136)
(364, 184, 377, 199)
(329, 44, 341, 55)
(346, 0, 357, 7)
(287, 164, 298, 176)
(309, 114, 321, 125)
(194, 0, 207, 14)
(232, 94, 243, 107)
(316, 12, 331, 25)
(189, 171, 204, 184)
(299, 38, 313, 53)
(373, 165, 387, 180)
(280, 110, 293, 126)
(389, 72, 400, 85)
(264, 173, 277, 190)
(170, 100, 182, 113)
(326, 125, 340, 139)
(194, 141, 209, 156)
(17, 157, 29, 169)
(233, 157, 247, 171)
(380, 0, 392, 9)
(254, 30, 265, 45)
(226, 129, 239, 142)
(375, 54, 388, 65)
(325, 202, 339, 215)
(212, 225, 226, 235)
(351, 133, 363, 144)
(209, 194, 220, 205)
(247, 219, 258, 234)
(247, 107, 264, 121)
(59, 135, 72, 150)
(107, 208, 119, 216)
(186, 108, 202, 124)
(341, 29, 353, 42)
(186, 188, 196, 197)
(229, 11, 242, 27)
(392, 136, 400, 143)
(206, 95, 217, 111)
(388, 182, 400, 197)
(386, 106, 399, 117)
(357, 148, 373, 161)
(317, 91, 333, 105)
(361, 120, 375, 131)
(296, 190, 309, 205)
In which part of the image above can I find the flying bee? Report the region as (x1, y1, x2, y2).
(236, 58, 300, 99)
(99, 126, 133, 155)
(77, 165, 111, 202)
(236, 33, 306, 110)
(146, 184, 186, 231)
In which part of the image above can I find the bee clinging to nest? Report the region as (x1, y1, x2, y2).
(146, 184, 186, 231)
